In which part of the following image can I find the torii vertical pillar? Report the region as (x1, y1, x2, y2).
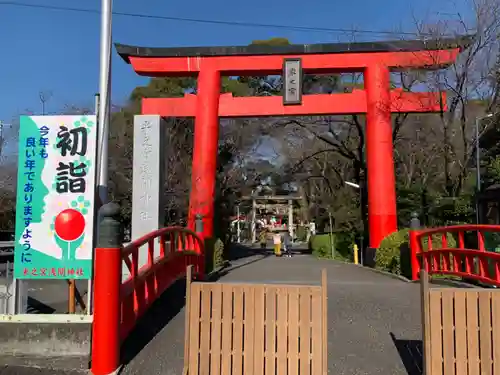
(365, 64, 398, 248)
(188, 67, 221, 239)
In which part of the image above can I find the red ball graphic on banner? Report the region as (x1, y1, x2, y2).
(54, 209, 86, 241)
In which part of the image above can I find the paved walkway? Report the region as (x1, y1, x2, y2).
(121, 250, 425, 375)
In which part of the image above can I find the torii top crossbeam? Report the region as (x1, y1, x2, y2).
(116, 36, 471, 249)
(116, 36, 472, 72)
(116, 36, 472, 118)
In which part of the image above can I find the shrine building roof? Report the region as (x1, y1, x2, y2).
(115, 35, 474, 64)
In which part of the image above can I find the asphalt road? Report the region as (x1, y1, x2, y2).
(120, 249, 428, 375)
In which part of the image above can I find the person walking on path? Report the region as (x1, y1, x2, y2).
(273, 232, 282, 256)
(259, 229, 267, 249)
(283, 231, 292, 257)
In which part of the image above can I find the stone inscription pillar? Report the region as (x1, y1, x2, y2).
(127, 115, 165, 279)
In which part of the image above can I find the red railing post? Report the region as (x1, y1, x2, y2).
(92, 203, 123, 375)
(409, 230, 420, 281)
(408, 213, 421, 281)
(194, 214, 206, 275)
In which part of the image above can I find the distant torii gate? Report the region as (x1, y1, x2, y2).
(116, 36, 471, 248)
(241, 194, 301, 243)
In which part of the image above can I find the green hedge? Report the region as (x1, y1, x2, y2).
(376, 228, 456, 278)
(295, 226, 307, 241)
(204, 237, 225, 274)
(309, 233, 352, 261)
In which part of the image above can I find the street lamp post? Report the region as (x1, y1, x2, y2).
(236, 204, 241, 243)
(97, 0, 113, 205)
(345, 181, 363, 265)
(475, 113, 494, 224)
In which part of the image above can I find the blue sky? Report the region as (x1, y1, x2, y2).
(0, 0, 471, 122)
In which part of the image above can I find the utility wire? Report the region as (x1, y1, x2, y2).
(0, 0, 424, 37)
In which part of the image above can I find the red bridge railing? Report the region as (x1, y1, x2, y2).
(120, 227, 204, 339)
(91, 204, 205, 375)
(410, 225, 500, 286)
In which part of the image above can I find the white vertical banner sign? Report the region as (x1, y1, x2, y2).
(14, 116, 97, 280)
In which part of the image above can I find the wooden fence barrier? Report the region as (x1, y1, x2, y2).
(183, 266, 328, 375)
(421, 270, 500, 375)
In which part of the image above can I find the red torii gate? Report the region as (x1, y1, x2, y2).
(116, 36, 471, 249)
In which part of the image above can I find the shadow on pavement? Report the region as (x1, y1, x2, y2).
(26, 297, 56, 314)
(120, 243, 292, 365)
(120, 277, 187, 366)
(390, 332, 423, 375)
(227, 242, 311, 261)
(220, 253, 271, 277)
(226, 243, 262, 261)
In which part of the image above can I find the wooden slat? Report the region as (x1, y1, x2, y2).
(478, 292, 492, 375)
(232, 286, 244, 375)
(288, 288, 300, 375)
(311, 289, 322, 375)
(420, 283, 500, 375)
(243, 286, 255, 375)
(210, 284, 223, 375)
(253, 286, 265, 375)
(276, 288, 288, 375)
(299, 288, 311, 375)
(429, 291, 443, 375)
(466, 291, 480, 375)
(491, 292, 500, 375)
(221, 284, 233, 375)
(441, 291, 454, 375)
(420, 271, 432, 375)
(188, 283, 202, 375)
(321, 269, 327, 375)
(199, 285, 211, 375)
(183, 266, 193, 373)
(184, 273, 327, 375)
(265, 286, 277, 375)
(453, 290, 467, 375)
(194, 281, 322, 291)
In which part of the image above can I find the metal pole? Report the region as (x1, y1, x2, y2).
(475, 116, 481, 225)
(87, 93, 101, 316)
(97, 0, 113, 205)
(0, 121, 3, 157)
(359, 234, 364, 266)
(95, 93, 101, 121)
(328, 211, 334, 259)
(475, 113, 493, 224)
(359, 184, 364, 265)
(236, 205, 241, 243)
(251, 199, 256, 243)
